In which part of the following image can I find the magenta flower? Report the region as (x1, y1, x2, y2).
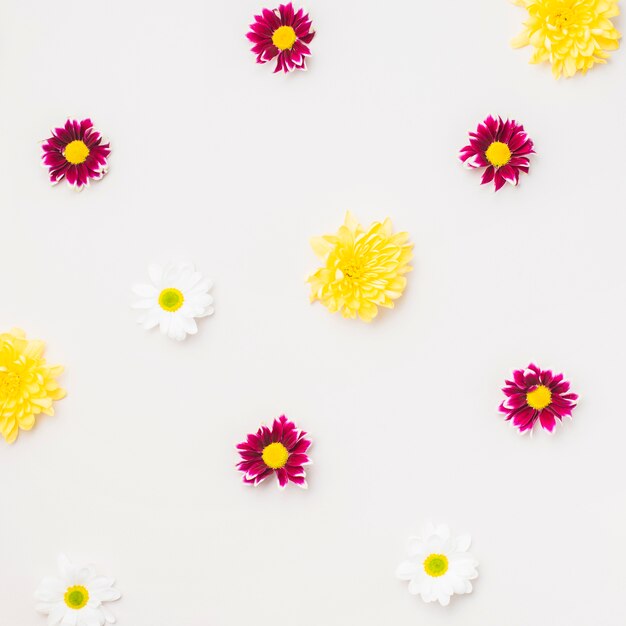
(459, 115, 534, 192)
(499, 364, 578, 434)
(42, 118, 110, 190)
(246, 3, 315, 74)
(236, 415, 312, 488)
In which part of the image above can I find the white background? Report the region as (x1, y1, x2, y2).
(1, 0, 625, 624)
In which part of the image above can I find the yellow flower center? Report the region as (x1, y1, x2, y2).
(341, 262, 363, 280)
(485, 141, 512, 168)
(262, 442, 289, 469)
(64, 585, 89, 610)
(424, 553, 449, 578)
(158, 288, 184, 312)
(552, 7, 574, 28)
(0, 372, 21, 396)
(272, 25, 297, 51)
(64, 140, 90, 165)
(526, 384, 552, 410)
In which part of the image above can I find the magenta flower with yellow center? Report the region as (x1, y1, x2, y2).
(42, 118, 110, 190)
(236, 415, 312, 488)
(512, 0, 621, 78)
(500, 363, 578, 433)
(459, 115, 535, 192)
(307, 212, 413, 322)
(246, 2, 315, 73)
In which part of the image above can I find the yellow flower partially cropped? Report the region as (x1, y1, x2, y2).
(307, 212, 413, 322)
(511, 0, 621, 78)
(0, 328, 66, 444)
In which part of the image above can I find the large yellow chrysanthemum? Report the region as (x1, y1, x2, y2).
(307, 212, 413, 322)
(0, 328, 66, 444)
(512, 0, 621, 78)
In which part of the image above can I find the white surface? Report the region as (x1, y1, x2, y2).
(1, 1, 625, 624)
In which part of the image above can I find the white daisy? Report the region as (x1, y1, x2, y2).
(35, 554, 121, 626)
(132, 262, 214, 341)
(396, 523, 479, 607)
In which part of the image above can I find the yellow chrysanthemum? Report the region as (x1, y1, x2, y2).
(0, 328, 66, 444)
(511, 0, 621, 78)
(307, 212, 413, 322)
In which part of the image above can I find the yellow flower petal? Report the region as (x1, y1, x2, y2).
(511, 31, 530, 48)
(310, 236, 334, 259)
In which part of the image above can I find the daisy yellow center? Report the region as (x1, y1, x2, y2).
(272, 25, 297, 51)
(64, 140, 90, 165)
(485, 141, 511, 168)
(262, 442, 289, 469)
(64, 585, 89, 610)
(158, 288, 184, 312)
(424, 553, 449, 578)
(526, 384, 552, 410)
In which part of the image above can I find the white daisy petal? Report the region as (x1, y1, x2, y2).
(419, 577, 433, 601)
(186, 272, 208, 291)
(188, 277, 213, 294)
(424, 535, 444, 553)
(186, 292, 213, 308)
(159, 312, 172, 337)
(396, 560, 420, 579)
(131, 283, 157, 298)
(407, 577, 423, 595)
(162, 263, 180, 284)
(456, 533, 472, 552)
(100, 604, 117, 624)
(89, 577, 115, 592)
(61, 610, 77, 626)
(35, 578, 65, 601)
(434, 524, 450, 541)
(81, 606, 105, 626)
(140, 307, 162, 330)
(35, 590, 63, 603)
(198, 305, 215, 318)
(407, 536, 425, 556)
(449, 574, 468, 595)
(57, 554, 72, 578)
(176, 268, 201, 291)
(437, 589, 451, 606)
(102, 589, 121, 603)
(148, 264, 163, 285)
(131, 298, 155, 310)
(167, 314, 186, 341)
(47, 604, 67, 626)
(181, 316, 198, 336)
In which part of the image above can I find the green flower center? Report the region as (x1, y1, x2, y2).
(158, 288, 184, 312)
(424, 553, 449, 577)
(64, 585, 89, 609)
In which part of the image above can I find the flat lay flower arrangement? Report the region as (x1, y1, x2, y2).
(0, 0, 623, 624)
